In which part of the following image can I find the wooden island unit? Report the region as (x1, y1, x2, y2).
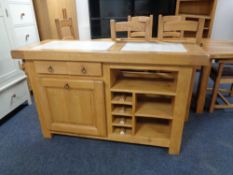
(11, 40, 208, 154)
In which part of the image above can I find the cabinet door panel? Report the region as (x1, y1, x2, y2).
(40, 78, 106, 137)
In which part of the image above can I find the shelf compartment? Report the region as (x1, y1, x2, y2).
(112, 116, 132, 128)
(111, 92, 132, 105)
(113, 127, 132, 136)
(135, 118, 171, 141)
(111, 78, 176, 96)
(135, 95, 173, 120)
(112, 105, 132, 116)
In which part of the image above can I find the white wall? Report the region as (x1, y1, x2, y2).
(211, 0, 233, 40)
(76, 0, 91, 40)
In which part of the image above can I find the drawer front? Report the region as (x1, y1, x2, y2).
(14, 25, 39, 47)
(35, 61, 68, 75)
(0, 80, 28, 118)
(9, 4, 34, 25)
(35, 61, 102, 76)
(68, 62, 102, 76)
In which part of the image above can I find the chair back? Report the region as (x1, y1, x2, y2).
(110, 16, 152, 41)
(158, 15, 205, 44)
(55, 9, 76, 40)
(128, 15, 153, 39)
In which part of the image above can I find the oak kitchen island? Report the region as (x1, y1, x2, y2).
(11, 40, 208, 154)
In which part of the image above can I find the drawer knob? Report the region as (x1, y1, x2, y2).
(81, 67, 87, 74)
(48, 66, 54, 73)
(20, 13, 25, 19)
(64, 83, 70, 89)
(25, 34, 30, 41)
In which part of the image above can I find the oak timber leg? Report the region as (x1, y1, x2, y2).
(230, 84, 233, 96)
(209, 64, 224, 113)
(169, 67, 193, 155)
(196, 63, 211, 113)
(24, 62, 52, 139)
(185, 68, 196, 122)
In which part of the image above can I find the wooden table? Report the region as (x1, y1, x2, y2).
(11, 40, 208, 154)
(196, 40, 233, 113)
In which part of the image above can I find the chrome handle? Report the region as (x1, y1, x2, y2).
(20, 12, 25, 19)
(81, 67, 87, 74)
(48, 66, 54, 73)
(64, 83, 70, 89)
(5, 9, 9, 17)
(25, 34, 30, 41)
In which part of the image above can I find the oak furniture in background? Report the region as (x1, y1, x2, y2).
(55, 9, 76, 40)
(197, 40, 233, 113)
(176, 0, 217, 38)
(157, 15, 205, 44)
(33, 0, 78, 40)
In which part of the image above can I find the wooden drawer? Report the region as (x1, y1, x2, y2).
(35, 61, 68, 75)
(35, 61, 102, 76)
(14, 25, 39, 47)
(9, 3, 34, 26)
(0, 80, 28, 119)
(68, 62, 102, 76)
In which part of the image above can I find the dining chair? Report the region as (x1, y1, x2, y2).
(209, 60, 233, 112)
(157, 15, 205, 44)
(55, 8, 76, 40)
(127, 15, 153, 39)
(110, 18, 151, 41)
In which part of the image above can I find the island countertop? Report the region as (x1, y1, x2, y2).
(11, 40, 209, 66)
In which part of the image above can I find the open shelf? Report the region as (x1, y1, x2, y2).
(112, 105, 132, 116)
(111, 78, 176, 96)
(135, 95, 173, 120)
(180, 14, 211, 19)
(135, 118, 171, 141)
(113, 127, 132, 136)
(111, 92, 132, 105)
(112, 116, 132, 128)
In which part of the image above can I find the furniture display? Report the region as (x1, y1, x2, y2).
(55, 9, 75, 40)
(110, 18, 151, 41)
(89, 0, 176, 38)
(11, 40, 208, 154)
(128, 15, 153, 39)
(157, 15, 205, 44)
(0, 0, 31, 119)
(175, 0, 217, 38)
(196, 40, 233, 113)
(209, 61, 233, 112)
(33, 0, 78, 40)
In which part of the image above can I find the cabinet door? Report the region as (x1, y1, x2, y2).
(40, 78, 106, 137)
(0, 11, 17, 79)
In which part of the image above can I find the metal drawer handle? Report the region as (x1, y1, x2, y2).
(81, 67, 87, 74)
(64, 83, 70, 89)
(20, 13, 25, 19)
(25, 34, 30, 41)
(48, 66, 54, 73)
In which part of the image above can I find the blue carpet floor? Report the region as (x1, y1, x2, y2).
(0, 80, 233, 175)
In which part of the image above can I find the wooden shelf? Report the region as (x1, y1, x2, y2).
(111, 94, 132, 105)
(113, 127, 132, 136)
(135, 120, 171, 141)
(111, 78, 176, 96)
(135, 101, 173, 120)
(180, 14, 211, 19)
(113, 117, 132, 128)
(112, 106, 132, 116)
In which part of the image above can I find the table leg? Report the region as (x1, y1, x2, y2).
(196, 63, 211, 113)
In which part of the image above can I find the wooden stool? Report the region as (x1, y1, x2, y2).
(209, 60, 233, 112)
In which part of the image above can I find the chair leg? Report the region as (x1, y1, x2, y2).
(209, 64, 224, 112)
(230, 84, 233, 97)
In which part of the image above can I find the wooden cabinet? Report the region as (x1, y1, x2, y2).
(39, 78, 106, 137)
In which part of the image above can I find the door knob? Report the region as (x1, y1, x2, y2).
(48, 66, 54, 73)
(64, 83, 70, 89)
(81, 67, 87, 74)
